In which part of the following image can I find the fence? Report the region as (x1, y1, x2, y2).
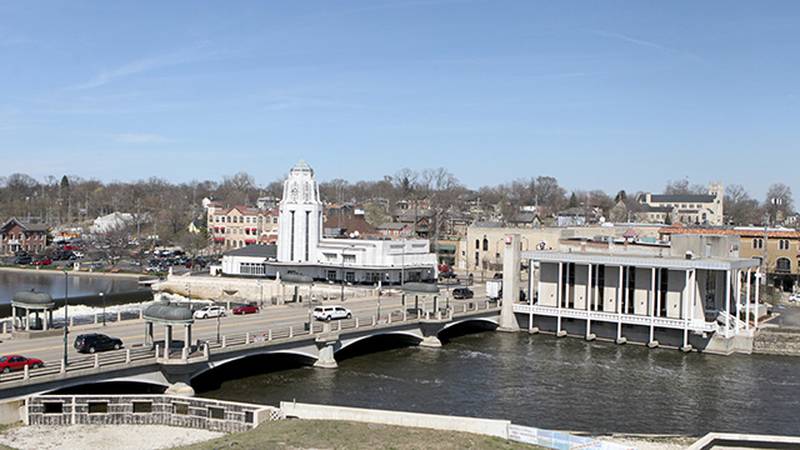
(508, 424, 634, 450)
(27, 394, 282, 433)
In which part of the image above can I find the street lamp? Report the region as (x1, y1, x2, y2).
(62, 271, 69, 366)
(99, 292, 106, 326)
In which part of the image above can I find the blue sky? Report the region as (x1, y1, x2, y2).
(1, 1, 798, 198)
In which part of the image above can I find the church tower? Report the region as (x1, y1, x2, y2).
(276, 161, 323, 263)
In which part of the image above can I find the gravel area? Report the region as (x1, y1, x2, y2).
(599, 436, 696, 450)
(0, 425, 223, 450)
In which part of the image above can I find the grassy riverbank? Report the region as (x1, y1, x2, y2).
(174, 419, 543, 450)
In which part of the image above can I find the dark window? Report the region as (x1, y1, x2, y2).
(244, 411, 254, 423)
(174, 403, 189, 415)
(208, 406, 225, 420)
(482, 238, 489, 251)
(133, 402, 152, 413)
(43, 402, 63, 414)
(88, 402, 108, 414)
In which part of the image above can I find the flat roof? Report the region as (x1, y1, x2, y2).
(523, 250, 760, 271)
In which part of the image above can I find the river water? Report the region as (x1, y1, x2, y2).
(197, 331, 800, 437)
(0, 270, 141, 304)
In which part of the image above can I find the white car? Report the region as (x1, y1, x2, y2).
(193, 305, 226, 319)
(313, 305, 352, 321)
(789, 294, 800, 303)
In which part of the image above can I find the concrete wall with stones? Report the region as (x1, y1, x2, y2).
(27, 395, 281, 433)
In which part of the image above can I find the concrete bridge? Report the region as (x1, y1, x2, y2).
(0, 301, 501, 400)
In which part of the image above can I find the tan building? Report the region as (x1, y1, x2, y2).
(638, 183, 724, 225)
(207, 204, 279, 252)
(660, 226, 800, 291)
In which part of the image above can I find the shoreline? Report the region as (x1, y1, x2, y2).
(0, 266, 146, 280)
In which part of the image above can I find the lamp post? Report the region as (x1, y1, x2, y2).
(99, 292, 106, 326)
(62, 270, 69, 367)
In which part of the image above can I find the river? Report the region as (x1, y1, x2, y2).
(196, 331, 800, 437)
(0, 269, 142, 304)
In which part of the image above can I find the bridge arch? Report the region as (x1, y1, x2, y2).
(437, 317, 498, 341)
(44, 377, 171, 395)
(335, 331, 423, 361)
(190, 350, 318, 391)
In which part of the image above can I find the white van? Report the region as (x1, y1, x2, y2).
(313, 305, 352, 321)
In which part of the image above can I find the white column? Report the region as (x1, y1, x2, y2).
(725, 270, 731, 338)
(556, 262, 563, 335)
(655, 269, 662, 317)
(754, 270, 761, 328)
(735, 269, 742, 335)
(11, 305, 16, 330)
(649, 267, 656, 344)
(745, 268, 751, 331)
(682, 269, 690, 348)
(586, 264, 593, 339)
(25, 308, 30, 331)
(528, 261, 534, 332)
(617, 265, 623, 341)
(184, 324, 190, 350)
(43, 310, 48, 331)
(690, 269, 697, 330)
(623, 266, 630, 315)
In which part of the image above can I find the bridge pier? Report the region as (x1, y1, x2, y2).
(313, 333, 340, 369)
(498, 234, 521, 332)
(418, 319, 446, 348)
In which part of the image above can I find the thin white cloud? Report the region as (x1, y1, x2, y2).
(590, 30, 704, 62)
(114, 133, 173, 144)
(68, 44, 225, 91)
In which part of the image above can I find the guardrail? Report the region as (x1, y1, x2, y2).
(0, 300, 500, 385)
(512, 304, 718, 333)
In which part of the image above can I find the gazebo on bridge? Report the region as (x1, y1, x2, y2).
(142, 301, 195, 359)
(11, 291, 56, 332)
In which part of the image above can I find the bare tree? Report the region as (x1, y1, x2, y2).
(724, 184, 761, 225)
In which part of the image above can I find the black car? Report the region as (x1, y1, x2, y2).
(13, 254, 32, 265)
(452, 288, 474, 299)
(74, 333, 123, 354)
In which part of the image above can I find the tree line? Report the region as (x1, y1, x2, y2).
(0, 171, 795, 242)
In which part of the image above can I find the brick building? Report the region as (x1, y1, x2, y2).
(0, 218, 49, 255)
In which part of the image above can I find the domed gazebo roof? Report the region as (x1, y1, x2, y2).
(143, 301, 194, 324)
(12, 291, 55, 309)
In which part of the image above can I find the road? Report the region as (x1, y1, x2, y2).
(0, 285, 488, 367)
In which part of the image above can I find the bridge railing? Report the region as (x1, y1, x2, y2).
(0, 345, 157, 384)
(0, 300, 501, 382)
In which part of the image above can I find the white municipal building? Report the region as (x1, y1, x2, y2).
(222, 161, 438, 283)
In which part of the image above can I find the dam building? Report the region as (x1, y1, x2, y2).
(507, 234, 763, 354)
(222, 161, 438, 284)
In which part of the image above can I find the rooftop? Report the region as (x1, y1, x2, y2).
(224, 244, 278, 258)
(525, 249, 760, 271)
(649, 193, 716, 203)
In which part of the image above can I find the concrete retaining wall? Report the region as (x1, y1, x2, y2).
(280, 401, 511, 438)
(27, 395, 281, 433)
(753, 327, 800, 356)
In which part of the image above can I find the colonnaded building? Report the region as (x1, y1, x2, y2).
(221, 161, 438, 284)
(506, 234, 764, 355)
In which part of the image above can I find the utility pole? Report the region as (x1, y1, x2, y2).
(62, 271, 69, 366)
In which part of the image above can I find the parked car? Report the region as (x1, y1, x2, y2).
(32, 257, 52, 266)
(13, 254, 32, 265)
(313, 305, 352, 321)
(439, 271, 457, 280)
(789, 293, 800, 303)
(74, 333, 123, 354)
(0, 355, 43, 373)
(194, 305, 226, 319)
(452, 287, 474, 299)
(232, 304, 259, 315)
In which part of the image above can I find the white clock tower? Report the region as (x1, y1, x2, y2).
(276, 160, 323, 263)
